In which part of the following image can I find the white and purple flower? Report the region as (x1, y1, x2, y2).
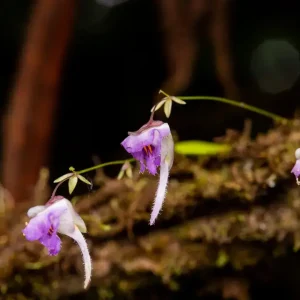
(292, 148, 300, 185)
(23, 196, 92, 289)
(121, 119, 174, 225)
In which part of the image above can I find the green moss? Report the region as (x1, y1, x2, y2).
(216, 250, 229, 267)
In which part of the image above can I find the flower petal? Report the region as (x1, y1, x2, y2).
(23, 208, 60, 243)
(50, 198, 87, 234)
(23, 216, 47, 241)
(121, 123, 170, 154)
(64, 199, 87, 233)
(39, 233, 61, 256)
(292, 159, 300, 183)
(73, 213, 87, 233)
(27, 205, 46, 218)
(161, 133, 174, 169)
(64, 226, 92, 289)
(146, 156, 158, 175)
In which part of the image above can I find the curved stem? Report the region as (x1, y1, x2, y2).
(76, 158, 136, 175)
(178, 96, 289, 124)
(51, 176, 71, 198)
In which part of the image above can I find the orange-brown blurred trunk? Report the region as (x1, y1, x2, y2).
(2, 0, 75, 203)
(211, 0, 239, 100)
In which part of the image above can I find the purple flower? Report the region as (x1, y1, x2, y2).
(121, 120, 174, 225)
(23, 197, 92, 288)
(292, 148, 300, 185)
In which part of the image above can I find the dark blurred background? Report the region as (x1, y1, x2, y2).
(1, 0, 300, 298)
(1, 0, 300, 181)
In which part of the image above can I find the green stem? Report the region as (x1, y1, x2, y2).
(76, 158, 136, 175)
(178, 96, 289, 124)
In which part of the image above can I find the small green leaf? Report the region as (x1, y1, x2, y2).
(53, 173, 73, 183)
(175, 140, 231, 156)
(69, 166, 75, 172)
(151, 99, 166, 112)
(164, 99, 172, 118)
(171, 96, 186, 105)
(68, 176, 78, 194)
(78, 174, 92, 185)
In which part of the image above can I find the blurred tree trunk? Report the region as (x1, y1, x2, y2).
(2, 0, 75, 203)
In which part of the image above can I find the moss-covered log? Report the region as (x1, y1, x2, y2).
(1, 121, 300, 299)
